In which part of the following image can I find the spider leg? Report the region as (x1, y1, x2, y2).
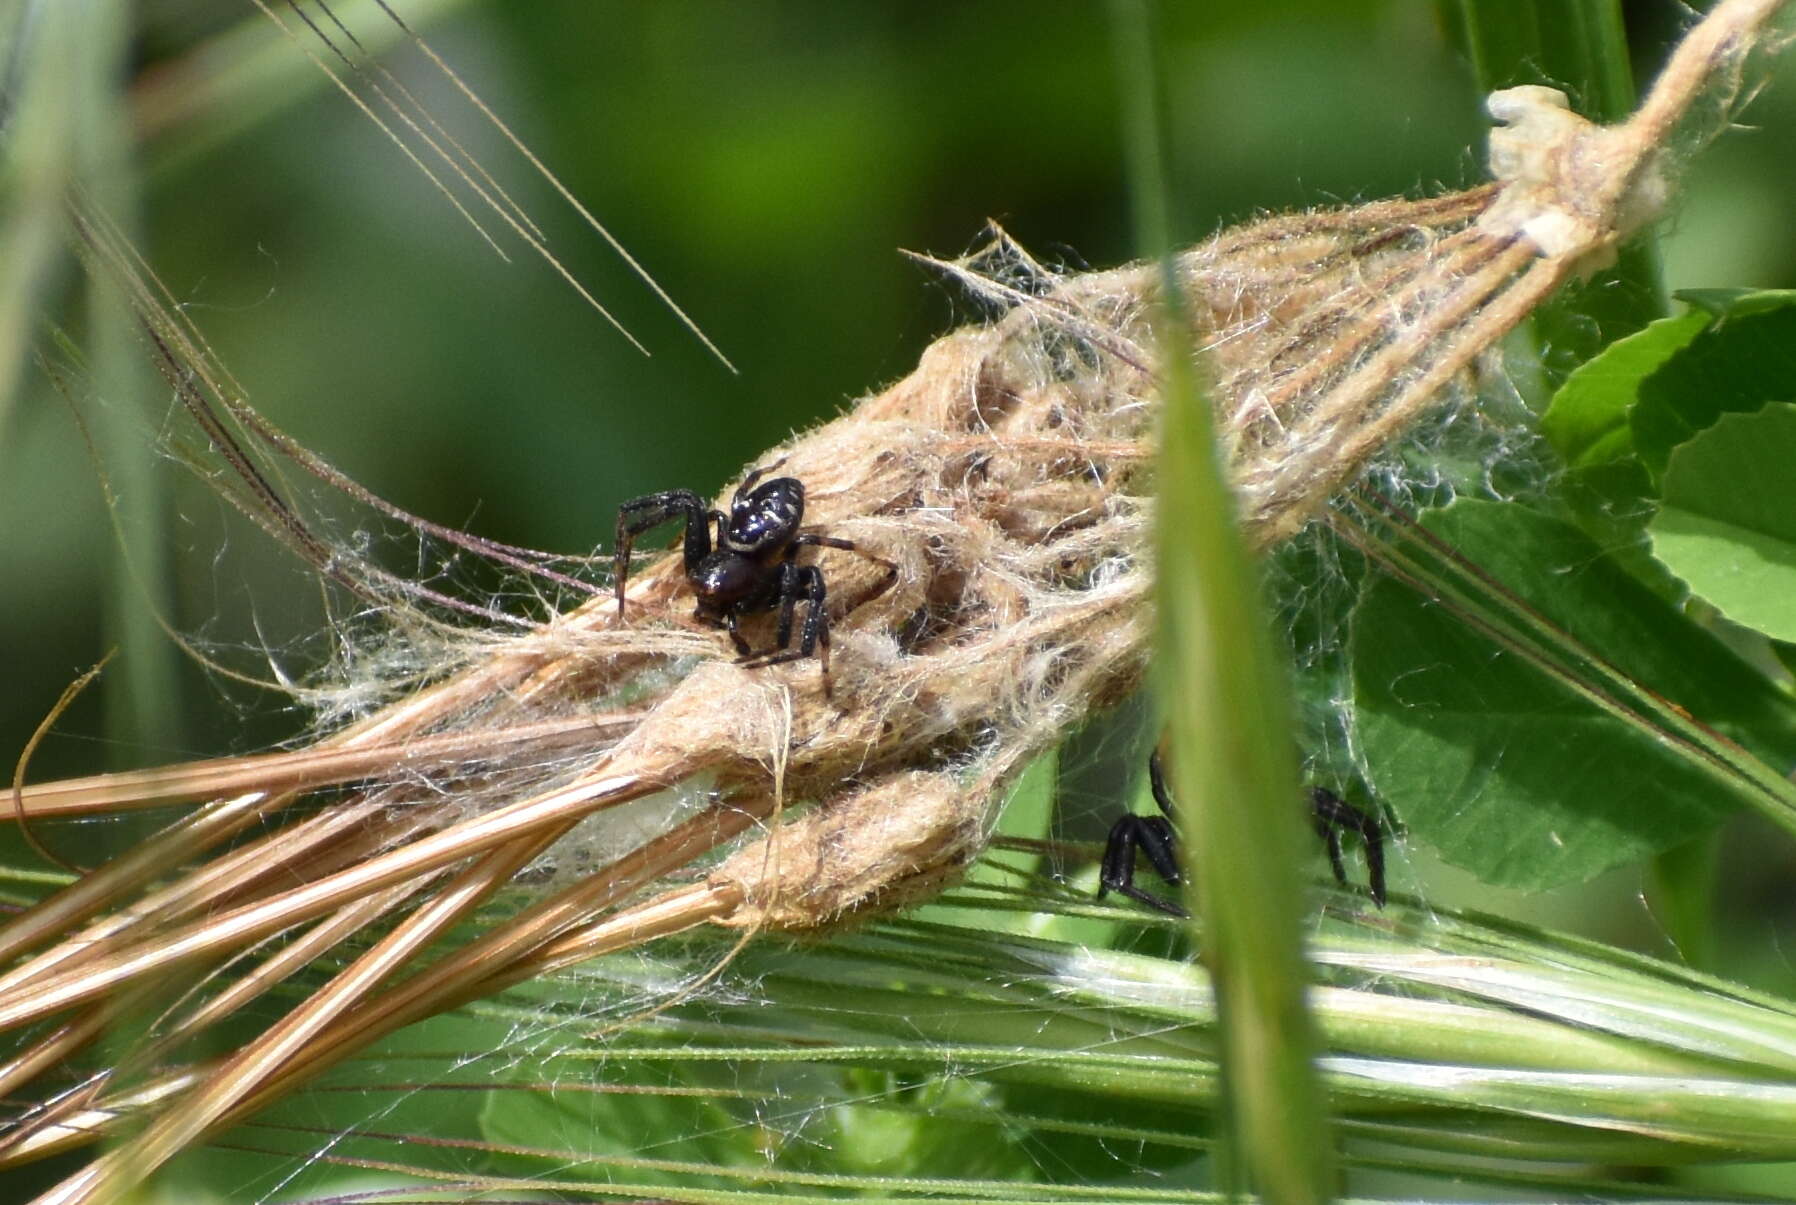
(773, 561, 802, 651)
(1147, 746, 1174, 819)
(739, 564, 830, 675)
(1098, 812, 1188, 917)
(1309, 787, 1386, 906)
(736, 457, 789, 495)
(1095, 746, 1188, 915)
(1103, 748, 1387, 911)
(1311, 798, 1348, 886)
(723, 610, 753, 657)
(613, 490, 716, 619)
(793, 532, 898, 609)
(790, 565, 829, 671)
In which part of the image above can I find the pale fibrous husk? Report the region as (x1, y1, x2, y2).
(2, 1, 1789, 1197)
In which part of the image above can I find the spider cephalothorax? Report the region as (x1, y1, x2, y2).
(614, 462, 894, 676)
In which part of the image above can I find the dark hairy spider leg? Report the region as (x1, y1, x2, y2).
(738, 457, 787, 494)
(613, 489, 718, 619)
(1096, 747, 1187, 916)
(1098, 812, 1188, 917)
(1099, 748, 1387, 913)
(1311, 795, 1348, 888)
(792, 532, 899, 609)
(767, 560, 804, 656)
(741, 562, 829, 672)
(795, 534, 857, 551)
(723, 610, 753, 657)
(1309, 787, 1386, 906)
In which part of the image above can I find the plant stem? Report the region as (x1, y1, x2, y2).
(1113, 1, 1332, 1199)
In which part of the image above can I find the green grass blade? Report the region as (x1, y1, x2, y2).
(1111, 1, 1330, 1199)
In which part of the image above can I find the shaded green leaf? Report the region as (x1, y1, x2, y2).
(1557, 459, 1681, 600)
(1540, 291, 1796, 481)
(1650, 402, 1796, 644)
(1538, 307, 1708, 468)
(1630, 298, 1796, 478)
(1352, 500, 1796, 889)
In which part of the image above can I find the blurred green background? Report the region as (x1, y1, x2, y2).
(4, 0, 1796, 960)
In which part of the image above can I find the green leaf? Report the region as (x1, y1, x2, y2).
(1650, 402, 1796, 644)
(1557, 460, 1682, 600)
(1675, 287, 1796, 320)
(1352, 500, 1796, 889)
(1538, 307, 1708, 468)
(1630, 297, 1796, 478)
(1540, 291, 1796, 477)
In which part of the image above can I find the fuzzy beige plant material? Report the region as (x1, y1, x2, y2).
(3, 1, 1791, 1198)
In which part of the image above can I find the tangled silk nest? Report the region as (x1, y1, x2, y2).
(3, 3, 1788, 1189)
(453, 179, 1520, 936)
(703, 187, 1512, 928)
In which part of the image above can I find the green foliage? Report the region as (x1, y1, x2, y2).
(1652, 402, 1796, 644)
(1355, 287, 1796, 898)
(1353, 500, 1796, 887)
(229, 892, 1796, 1199)
(1114, 1, 1330, 1196)
(480, 1046, 769, 1190)
(1542, 289, 1796, 476)
(1627, 298, 1796, 478)
(1539, 307, 1710, 468)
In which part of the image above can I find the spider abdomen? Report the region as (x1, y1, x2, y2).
(726, 477, 805, 555)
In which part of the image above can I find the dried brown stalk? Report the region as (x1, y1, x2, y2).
(3, 1, 1789, 1198)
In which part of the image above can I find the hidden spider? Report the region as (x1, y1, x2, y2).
(614, 463, 895, 680)
(1099, 748, 1387, 917)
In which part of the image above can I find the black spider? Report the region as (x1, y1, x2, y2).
(1099, 748, 1386, 917)
(614, 463, 894, 680)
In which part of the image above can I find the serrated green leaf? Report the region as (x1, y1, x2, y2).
(1650, 402, 1796, 644)
(1352, 500, 1796, 890)
(1630, 300, 1796, 478)
(1540, 291, 1796, 482)
(1538, 308, 1709, 468)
